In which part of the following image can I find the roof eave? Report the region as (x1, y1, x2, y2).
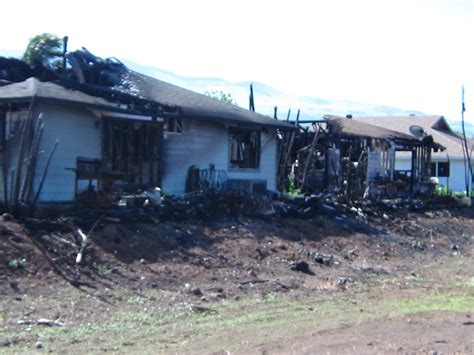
(182, 114, 297, 131)
(0, 96, 148, 116)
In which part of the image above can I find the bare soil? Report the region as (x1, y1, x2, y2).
(0, 206, 473, 353)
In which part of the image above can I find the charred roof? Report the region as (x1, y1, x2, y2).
(0, 51, 295, 130)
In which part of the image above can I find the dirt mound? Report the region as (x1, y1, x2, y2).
(1, 207, 472, 302)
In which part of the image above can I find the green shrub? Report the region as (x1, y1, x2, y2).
(286, 171, 298, 195)
(434, 184, 451, 196)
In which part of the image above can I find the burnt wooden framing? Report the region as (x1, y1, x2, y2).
(0, 101, 47, 208)
(99, 116, 163, 192)
(73, 116, 163, 204)
(277, 119, 440, 200)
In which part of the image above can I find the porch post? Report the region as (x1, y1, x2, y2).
(410, 148, 416, 197)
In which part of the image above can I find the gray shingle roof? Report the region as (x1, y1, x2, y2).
(352, 115, 465, 159)
(0, 73, 295, 130)
(118, 70, 294, 130)
(0, 77, 126, 111)
(325, 115, 421, 142)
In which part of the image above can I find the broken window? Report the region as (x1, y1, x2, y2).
(101, 118, 162, 189)
(75, 158, 100, 193)
(164, 118, 182, 133)
(229, 128, 260, 169)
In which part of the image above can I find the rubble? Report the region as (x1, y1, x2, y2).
(1, 213, 13, 222)
(412, 240, 426, 251)
(17, 318, 65, 327)
(291, 261, 313, 275)
(312, 252, 334, 266)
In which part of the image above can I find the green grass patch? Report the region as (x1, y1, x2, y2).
(464, 277, 474, 288)
(390, 292, 474, 314)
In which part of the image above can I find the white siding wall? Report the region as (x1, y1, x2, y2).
(395, 157, 469, 192)
(33, 103, 101, 202)
(161, 120, 277, 195)
(436, 160, 470, 193)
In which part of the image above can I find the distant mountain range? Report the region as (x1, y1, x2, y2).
(125, 60, 474, 137)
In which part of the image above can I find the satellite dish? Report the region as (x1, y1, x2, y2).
(409, 125, 425, 138)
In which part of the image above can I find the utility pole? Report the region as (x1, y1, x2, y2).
(460, 86, 472, 197)
(249, 83, 255, 112)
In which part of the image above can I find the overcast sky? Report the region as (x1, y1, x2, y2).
(2, 0, 473, 123)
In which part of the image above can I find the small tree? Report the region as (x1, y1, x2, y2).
(23, 33, 64, 69)
(204, 90, 236, 105)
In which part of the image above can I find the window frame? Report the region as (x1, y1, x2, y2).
(164, 118, 183, 133)
(430, 161, 450, 178)
(228, 127, 261, 170)
(437, 162, 450, 177)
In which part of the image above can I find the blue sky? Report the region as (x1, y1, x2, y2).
(1, 0, 473, 123)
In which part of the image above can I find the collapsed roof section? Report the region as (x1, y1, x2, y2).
(0, 50, 295, 130)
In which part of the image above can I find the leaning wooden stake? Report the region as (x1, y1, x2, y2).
(75, 216, 102, 264)
(75, 228, 88, 264)
(11, 97, 35, 206)
(20, 119, 44, 202)
(32, 138, 59, 207)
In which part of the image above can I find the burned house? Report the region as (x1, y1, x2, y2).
(278, 115, 444, 199)
(0, 52, 293, 207)
(352, 115, 473, 193)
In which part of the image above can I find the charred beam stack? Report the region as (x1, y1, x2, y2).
(0, 99, 57, 211)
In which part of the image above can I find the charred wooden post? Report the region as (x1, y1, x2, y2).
(300, 128, 320, 192)
(156, 120, 163, 187)
(11, 98, 35, 206)
(20, 118, 44, 202)
(62, 36, 69, 72)
(249, 83, 255, 112)
(410, 148, 416, 197)
(277, 109, 299, 190)
(0, 109, 8, 205)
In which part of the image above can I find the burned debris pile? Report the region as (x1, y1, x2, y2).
(277, 115, 445, 202)
(158, 190, 271, 220)
(1, 50, 178, 116)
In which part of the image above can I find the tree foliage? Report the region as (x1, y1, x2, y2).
(23, 33, 64, 69)
(204, 90, 236, 105)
